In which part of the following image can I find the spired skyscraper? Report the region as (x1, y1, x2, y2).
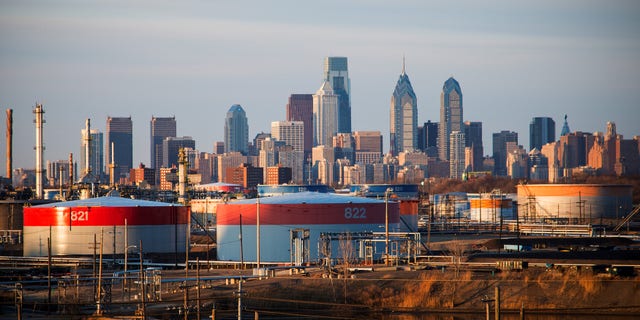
(439, 77, 463, 161)
(106, 116, 133, 182)
(529, 117, 555, 151)
(323, 57, 351, 134)
(313, 81, 339, 147)
(390, 60, 417, 156)
(224, 104, 249, 154)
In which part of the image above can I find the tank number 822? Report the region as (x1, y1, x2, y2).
(70, 210, 89, 222)
(344, 207, 367, 219)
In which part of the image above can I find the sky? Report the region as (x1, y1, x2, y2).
(1, 0, 639, 172)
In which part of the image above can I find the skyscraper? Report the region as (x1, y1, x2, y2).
(313, 81, 338, 147)
(354, 131, 383, 164)
(214, 141, 225, 154)
(464, 121, 483, 171)
(418, 120, 438, 153)
(106, 116, 133, 181)
(286, 94, 313, 156)
(529, 117, 556, 151)
(493, 130, 518, 176)
(162, 136, 195, 169)
(271, 121, 305, 152)
(224, 104, 249, 154)
(390, 61, 418, 156)
(80, 128, 104, 180)
(150, 116, 176, 169)
(449, 131, 466, 179)
(439, 77, 463, 161)
(323, 57, 351, 133)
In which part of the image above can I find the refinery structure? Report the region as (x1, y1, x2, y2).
(0, 104, 638, 262)
(0, 100, 638, 318)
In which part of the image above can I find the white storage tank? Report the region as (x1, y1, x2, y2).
(23, 194, 190, 256)
(216, 192, 400, 263)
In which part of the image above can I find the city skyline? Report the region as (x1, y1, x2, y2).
(1, 1, 639, 171)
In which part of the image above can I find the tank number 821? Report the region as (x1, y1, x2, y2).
(344, 207, 367, 219)
(70, 210, 89, 221)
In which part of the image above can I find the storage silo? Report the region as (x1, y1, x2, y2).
(516, 184, 633, 222)
(23, 194, 190, 256)
(216, 192, 400, 263)
(468, 193, 514, 222)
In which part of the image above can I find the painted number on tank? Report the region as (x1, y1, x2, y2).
(70, 210, 89, 222)
(344, 207, 367, 219)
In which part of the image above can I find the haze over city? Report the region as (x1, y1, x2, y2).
(1, 0, 639, 170)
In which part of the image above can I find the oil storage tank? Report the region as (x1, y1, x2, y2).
(23, 193, 190, 256)
(468, 193, 514, 222)
(216, 192, 400, 263)
(516, 184, 633, 222)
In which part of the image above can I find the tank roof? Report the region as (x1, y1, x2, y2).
(232, 191, 388, 205)
(32, 195, 183, 208)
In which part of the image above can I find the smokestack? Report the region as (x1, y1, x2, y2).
(178, 147, 188, 204)
(84, 118, 91, 176)
(68, 153, 73, 199)
(34, 104, 45, 199)
(6, 109, 12, 181)
(109, 142, 115, 186)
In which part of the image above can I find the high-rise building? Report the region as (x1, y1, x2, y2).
(226, 163, 263, 189)
(150, 116, 176, 170)
(418, 121, 438, 154)
(250, 132, 271, 156)
(312, 145, 335, 185)
(162, 137, 195, 169)
(106, 116, 133, 182)
(323, 57, 351, 133)
(130, 163, 155, 186)
(390, 61, 418, 156)
(463, 121, 483, 171)
(439, 77, 463, 161)
(354, 131, 383, 164)
(265, 166, 292, 185)
(313, 81, 338, 147)
(271, 121, 304, 152)
(217, 152, 248, 183)
(277, 146, 305, 184)
(354, 131, 383, 153)
(259, 137, 282, 178)
(529, 117, 556, 151)
(214, 141, 225, 155)
(80, 128, 104, 180)
(286, 94, 313, 156)
(492, 130, 518, 176)
(449, 131, 466, 179)
(224, 104, 249, 154)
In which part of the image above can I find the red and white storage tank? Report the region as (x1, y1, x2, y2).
(23, 194, 190, 256)
(216, 192, 400, 263)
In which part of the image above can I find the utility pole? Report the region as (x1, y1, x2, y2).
(256, 195, 260, 270)
(139, 240, 146, 320)
(495, 286, 501, 320)
(47, 231, 51, 314)
(196, 257, 201, 320)
(96, 228, 104, 316)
